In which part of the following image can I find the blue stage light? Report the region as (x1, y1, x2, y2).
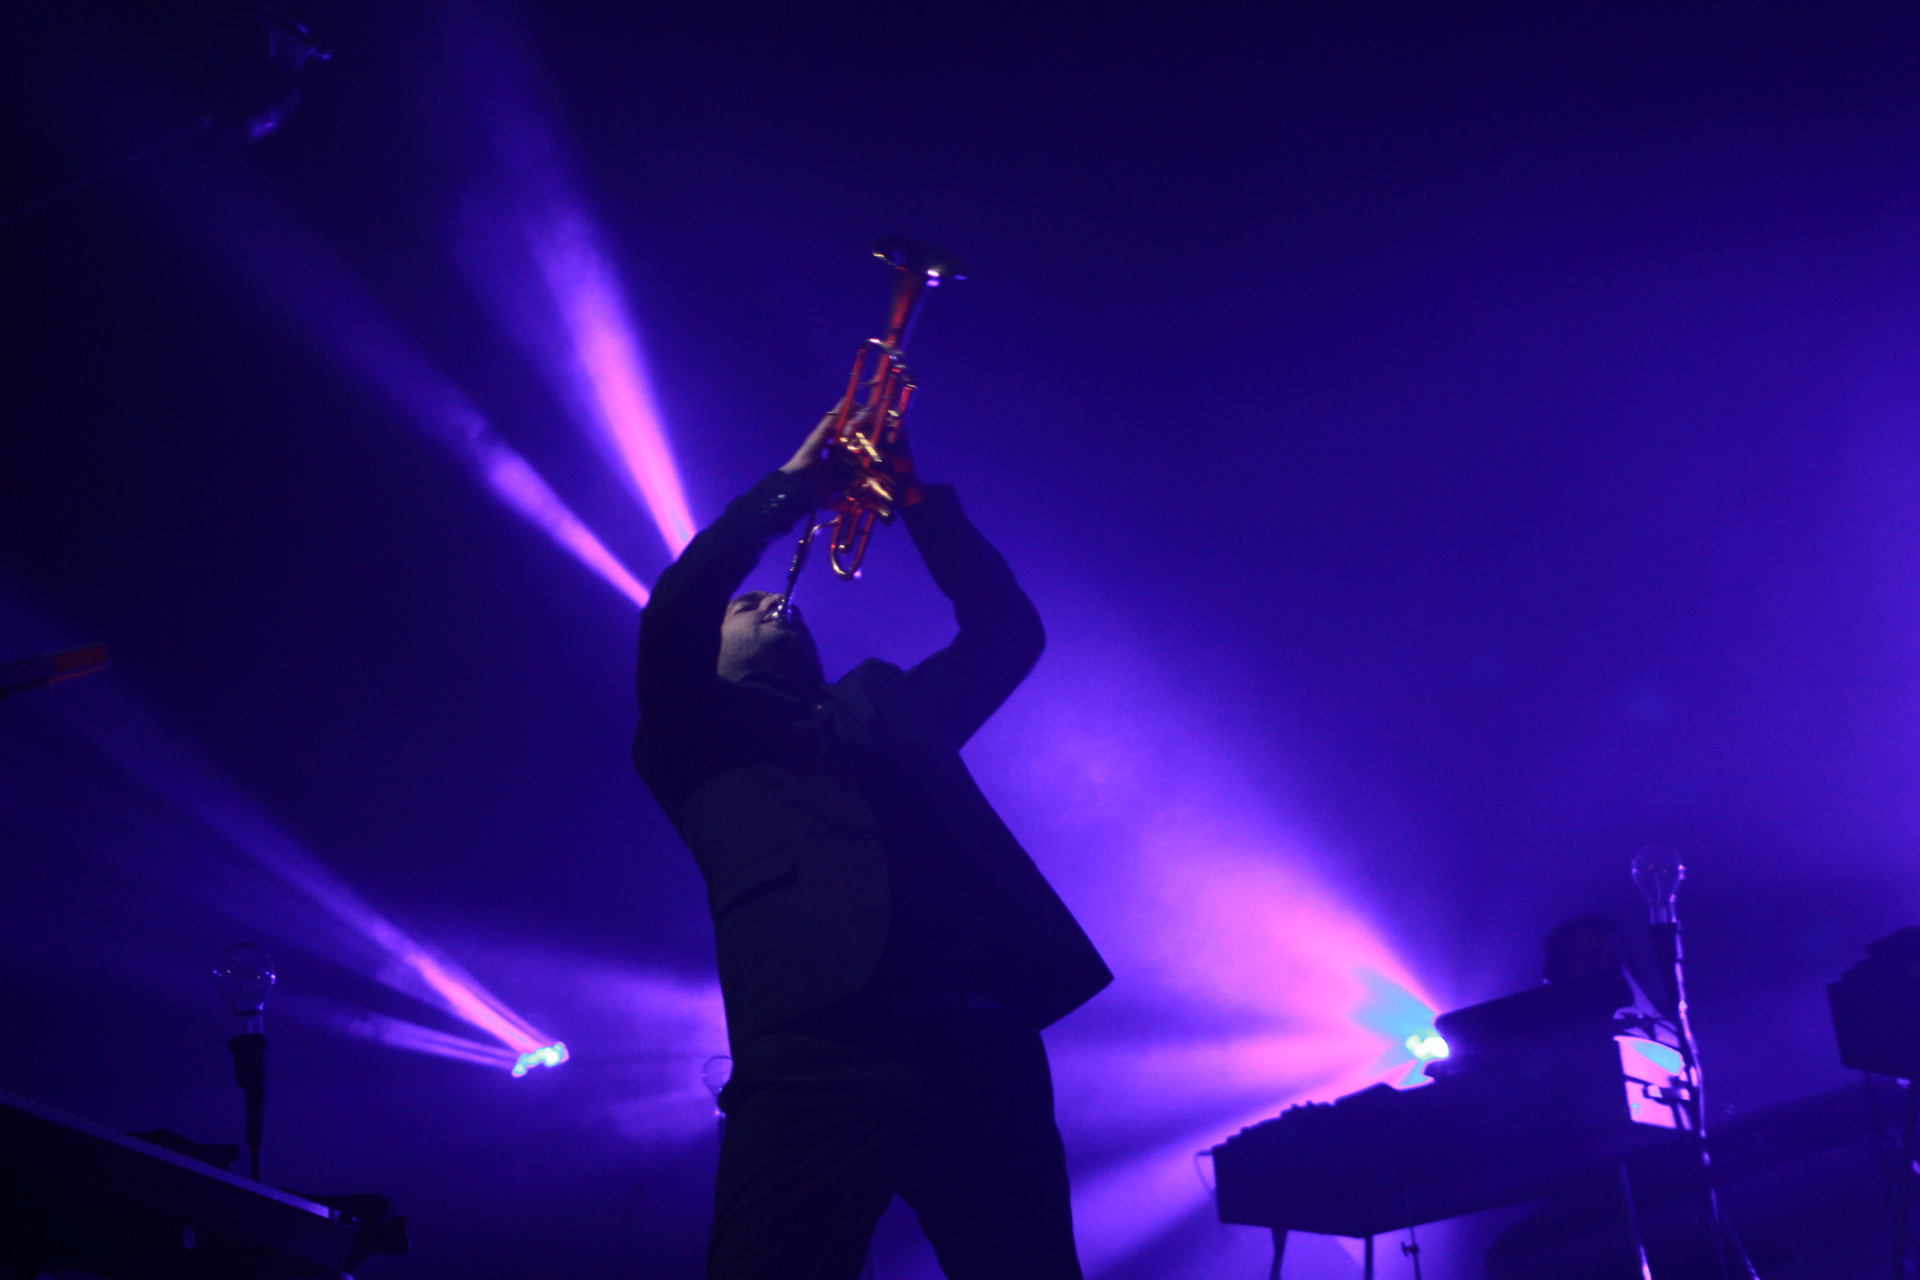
(511, 1041, 570, 1077)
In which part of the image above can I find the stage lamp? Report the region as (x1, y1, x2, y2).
(701, 1055, 732, 1100)
(214, 942, 276, 1030)
(511, 1041, 569, 1077)
(1631, 845, 1685, 925)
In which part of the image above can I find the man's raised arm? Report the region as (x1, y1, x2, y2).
(634, 420, 831, 778)
(899, 486, 1046, 748)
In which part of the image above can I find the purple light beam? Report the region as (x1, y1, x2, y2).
(439, 8, 695, 558)
(8, 611, 569, 1073)
(965, 621, 1444, 1272)
(149, 163, 648, 606)
(529, 210, 695, 556)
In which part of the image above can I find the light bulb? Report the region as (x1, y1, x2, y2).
(213, 943, 276, 1020)
(701, 1055, 733, 1102)
(1631, 845, 1686, 924)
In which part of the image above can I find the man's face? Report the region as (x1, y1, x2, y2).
(718, 591, 821, 684)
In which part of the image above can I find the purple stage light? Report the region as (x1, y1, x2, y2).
(511, 1041, 569, 1077)
(1073, 1120, 1275, 1273)
(345, 1012, 522, 1071)
(564, 962, 729, 1145)
(439, 12, 694, 560)
(141, 163, 647, 607)
(961, 624, 1446, 1269)
(397, 948, 551, 1059)
(483, 443, 649, 604)
(528, 211, 694, 557)
(5, 621, 569, 1075)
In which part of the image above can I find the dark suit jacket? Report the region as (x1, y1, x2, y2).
(634, 468, 1111, 1044)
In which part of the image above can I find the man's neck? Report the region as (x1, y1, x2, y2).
(731, 664, 824, 700)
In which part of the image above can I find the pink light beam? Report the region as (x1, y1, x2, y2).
(438, 7, 696, 559)
(34, 651, 569, 1073)
(530, 210, 695, 557)
(483, 443, 649, 604)
(148, 161, 647, 607)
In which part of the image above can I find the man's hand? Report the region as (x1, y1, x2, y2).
(779, 408, 839, 478)
(887, 428, 924, 508)
(779, 405, 854, 506)
(780, 401, 922, 509)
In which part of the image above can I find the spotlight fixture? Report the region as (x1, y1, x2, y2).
(510, 1041, 570, 1078)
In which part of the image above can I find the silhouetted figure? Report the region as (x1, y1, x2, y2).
(634, 413, 1110, 1280)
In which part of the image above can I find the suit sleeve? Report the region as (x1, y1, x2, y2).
(634, 469, 812, 793)
(898, 484, 1046, 747)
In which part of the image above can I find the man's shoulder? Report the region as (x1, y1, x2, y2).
(835, 657, 904, 685)
(827, 659, 911, 732)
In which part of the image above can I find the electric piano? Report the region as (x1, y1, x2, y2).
(0, 1087, 406, 1278)
(1212, 969, 1688, 1244)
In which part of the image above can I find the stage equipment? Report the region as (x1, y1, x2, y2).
(1628, 846, 1757, 1279)
(214, 944, 276, 1182)
(1830, 927, 1920, 1080)
(1829, 927, 1920, 1280)
(1217, 1065, 1875, 1279)
(776, 238, 967, 617)
(1215, 849, 1766, 1278)
(511, 1041, 570, 1077)
(0, 643, 111, 700)
(1633, 844, 1686, 1012)
(0, 1086, 406, 1278)
(1213, 968, 1678, 1275)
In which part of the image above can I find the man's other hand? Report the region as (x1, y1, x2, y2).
(781, 401, 921, 508)
(780, 403, 870, 505)
(780, 409, 839, 478)
(780, 405, 853, 505)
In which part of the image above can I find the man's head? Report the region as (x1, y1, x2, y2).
(718, 591, 823, 688)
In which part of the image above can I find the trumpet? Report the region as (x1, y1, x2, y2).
(777, 237, 966, 614)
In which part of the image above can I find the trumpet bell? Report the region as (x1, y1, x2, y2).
(871, 237, 969, 282)
(871, 238, 967, 352)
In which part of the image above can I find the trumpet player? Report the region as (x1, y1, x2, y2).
(634, 407, 1110, 1279)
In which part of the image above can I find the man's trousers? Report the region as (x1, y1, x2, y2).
(709, 1010, 1083, 1280)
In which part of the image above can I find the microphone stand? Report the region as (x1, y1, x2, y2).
(229, 1021, 267, 1182)
(1632, 847, 1758, 1280)
(213, 943, 276, 1183)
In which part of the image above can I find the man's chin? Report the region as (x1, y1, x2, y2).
(750, 633, 821, 676)
(753, 628, 805, 653)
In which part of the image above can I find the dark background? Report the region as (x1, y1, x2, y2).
(5, 2, 1919, 1275)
